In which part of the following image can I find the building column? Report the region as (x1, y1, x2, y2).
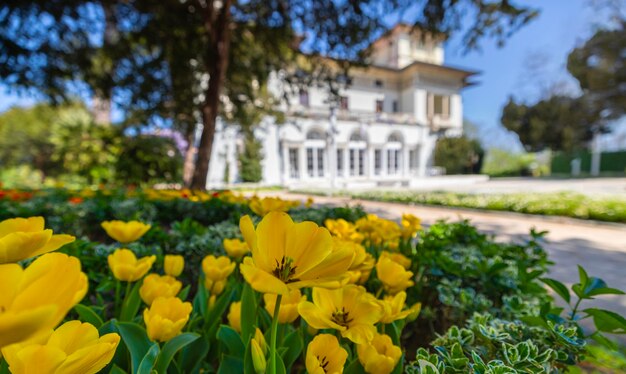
(299, 146, 307, 181)
(281, 143, 290, 184)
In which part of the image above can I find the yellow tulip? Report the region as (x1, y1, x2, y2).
(379, 251, 411, 270)
(254, 328, 268, 355)
(0, 253, 88, 348)
(263, 289, 306, 324)
(0, 216, 75, 264)
(143, 296, 192, 342)
(139, 274, 182, 305)
(401, 214, 421, 239)
(305, 197, 314, 208)
(227, 301, 242, 333)
(357, 333, 402, 374)
(248, 196, 297, 217)
(164, 255, 184, 277)
(107, 249, 156, 282)
(324, 218, 364, 243)
(298, 285, 383, 344)
(407, 302, 422, 322)
(239, 212, 353, 295)
(376, 256, 414, 295)
(101, 220, 151, 243)
(223, 238, 250, 259)
(1, 321, 120, 374)
(250, 338, 267, 374)
(202, 255, 236, 295)
(305, 334, 348, 374)
(379, 292, 412, 324)
(334, 238, 374, 284)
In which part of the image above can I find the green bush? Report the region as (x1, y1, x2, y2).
(434, 136, 484, 174)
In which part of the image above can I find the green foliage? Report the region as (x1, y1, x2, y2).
(481, 149, 539, 177)
(296, 190, 626, 223)
(238, 132, 263, 183)
(434, 136, 484, 174)
(567, 20, 626, 121)
(500, 96, 600, 153)
(115, 135, 183, 185)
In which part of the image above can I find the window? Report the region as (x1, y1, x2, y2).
(392, 100, 398, 113)
(409, 149, 419, 172)
(358, 150, 365, 176)
(288, 148, 299, 179)
(375, 100, 384, 113)
(299, 89, 309, 107)
(316, 148, 324, 177)
(387, 149, 401, 175)
(374, 149, 382, 175)
(307, 149, 315, 177)
(337, 149, 344, 176)
(428, 93, 450, 118)
(374, 79, 383, 88)
(339, 96, 349, 110)
(349, 149, 356, 176)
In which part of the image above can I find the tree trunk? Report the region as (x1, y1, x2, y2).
(182, 126, 197, 187)
(190, 0, 233, 190)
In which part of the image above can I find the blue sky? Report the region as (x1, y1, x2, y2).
(442, 0, 614, 151)
(0, 0, 616, 151)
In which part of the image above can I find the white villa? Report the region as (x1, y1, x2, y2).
(206, 24, 478, 189)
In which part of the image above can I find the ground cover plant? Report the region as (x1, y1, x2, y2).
(295, 189, 626, 224)
(0, 188, 625, 373)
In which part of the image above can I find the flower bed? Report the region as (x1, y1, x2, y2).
(0, 188, 625, 373)
(294, 189, 626, 224)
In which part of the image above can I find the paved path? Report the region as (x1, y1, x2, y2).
(259, 192, 626, 330)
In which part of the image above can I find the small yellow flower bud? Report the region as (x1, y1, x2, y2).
(250, 338, 267, 374)
(164, 255, 184, 277)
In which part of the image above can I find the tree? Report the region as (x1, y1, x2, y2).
(238, 131, 263, 183)
(567, 20, 626, 121)
(434, 136, 484, 174)
(1, 1, 539, 189)
(115, 135, 183, 185)
(500, 95, 600, 153)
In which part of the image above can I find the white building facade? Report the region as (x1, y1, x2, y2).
(206, 25, 477, 189)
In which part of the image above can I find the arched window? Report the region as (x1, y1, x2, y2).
(387, 132, 403, 175)
(305, 128, 326, 178)
(348, 129, 367, 177)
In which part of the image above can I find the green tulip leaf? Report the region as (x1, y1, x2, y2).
(280, 329, 303, 371)
(179, 336, 210, 373)
(120, 281, 142, 322)
(137, 343, 160, 374)
(154, 333, 200, 374)
(217, 324, 246, 357)
(74, 303, 104, 328)
(217, 355, 244, 374)
(240, 282, 257, 342)
(116, 322, 154, 374)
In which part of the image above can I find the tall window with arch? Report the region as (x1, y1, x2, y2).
(305, 129, 326, 178)
(348, 130, 367, 177)
(386, 132, 403, 175)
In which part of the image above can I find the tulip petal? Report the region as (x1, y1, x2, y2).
(285, 222, 331, 276)
(297, 301, 344, 331)
(0, 306, 58, 348)
(239, 258, 289, 295)
(0, 231, 53, 263)
(0, 217, 45, 237)
(296, 245, 354, 281)
(255, 212, 293, 269)
(30, 234, 76, 258)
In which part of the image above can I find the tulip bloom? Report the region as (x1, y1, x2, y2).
(202, 255, 236, 295)
(143, 297, 192, 342)
(250, 338, 267, 374)
(379, 251, 411, 270)
(305, 334, 348, 374)
(376, 256, 414, 295)
(139, 274, 182, 305)
(0, 253, 88, 348)
(401, 214, 421, 239)
(263, 289, 306, 324)
(356, 333, 402, 374)
(101, 220, 151, 243)
(108, 249, 156, 282)
(298, 285, 383, 344)
(164, 255, 184, 277)
(0, 216, 75, 264)
(324, 218, 364, 243)
(248, 196, 297, 217)
(227, 301, 242, 333)
(223, 238, 250, 259)
(239, 212, 354, 295)
(379, 292, 414, 324)
(2, 321, 120, 374)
